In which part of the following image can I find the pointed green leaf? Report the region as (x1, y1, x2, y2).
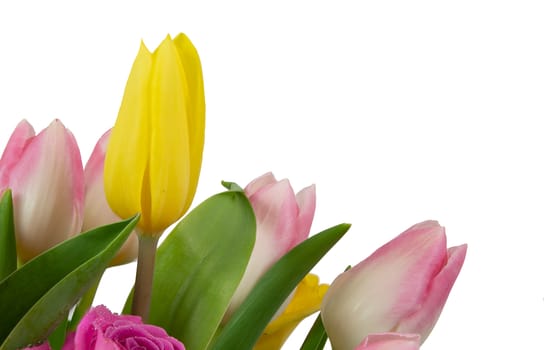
(211, 223, 350, 350)
(68, 272, 103, 331)
(0, 215, 139, 349)
(127, 191, 255, 350)
(221, 181, 243, 192)
(48, 317, 68, 350)
(300, 314, 328, 350)
(0, 190, 16, 280)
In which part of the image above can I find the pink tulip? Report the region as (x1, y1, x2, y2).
(62, 305, 184, 350)
(224, 172, 316, 319)
(321, 220, 467, 350)
(355, 333, 420, 350)
(82, 130, 138, 265)
(0, 120, 84, 262)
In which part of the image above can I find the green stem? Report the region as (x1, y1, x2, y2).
(132, 234, 159, 321)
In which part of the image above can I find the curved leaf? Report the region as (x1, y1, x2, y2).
(0, 215, 139, 349)
(125, 191, 256, 350)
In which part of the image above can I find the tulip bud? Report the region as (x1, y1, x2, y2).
(224, 172, 316, 319)
(104, 33, 205, 236)
(0, 119, 84, 262)
(321, 221, 467, 350)
(355, 333, 420, 350)
(82, 130, 138, 265)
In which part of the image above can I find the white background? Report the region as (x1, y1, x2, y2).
(1, 1, 543, 349)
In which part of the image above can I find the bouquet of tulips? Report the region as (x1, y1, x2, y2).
(0, 33, 467, 350)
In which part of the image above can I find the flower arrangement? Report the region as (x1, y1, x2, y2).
(0, 33, 467, 350)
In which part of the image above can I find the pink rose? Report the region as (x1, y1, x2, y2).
(63, 305, 184, 350)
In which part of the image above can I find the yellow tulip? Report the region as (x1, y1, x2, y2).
(254, 274, 329, 350)
(104, 33, 205, 235)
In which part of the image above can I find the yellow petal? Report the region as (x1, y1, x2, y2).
(173, 33, 205, 215)
(145, 35, 192, 233)
(105, 33, 205, 235)
(254, 274, 329, 350)
(104, 42, 152, 221)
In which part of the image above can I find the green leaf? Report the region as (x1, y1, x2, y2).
(0, 190, 16, 280)
(126, 191, 256, 350)
(211, 223, 350, 350)
(300, 314, 328, 350)
(221, 180, 243, 192)
(48, 317, 68, 350)
(68, 272, 103, 331)
(0, 215, 139, 349)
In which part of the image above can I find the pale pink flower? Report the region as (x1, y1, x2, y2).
(224, 172, 316, 319)
(82, 130, 138, 265)
(321, 220, 467, 350)
(0, 120, 84, 262)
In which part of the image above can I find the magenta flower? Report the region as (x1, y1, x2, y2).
(0, 119, 84, 262)
(355, 333, 421, 350)
(321, 220, 467, 350)
(63, 305, 184, 350)
(82, 130, 138, 265)
(224, 172, 316, 319)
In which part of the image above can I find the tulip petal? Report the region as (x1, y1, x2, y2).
(0, 120, 35, 188)
(10, 120, 84, 262)
(250, 179, 296, 253)
(380, 221, 448, 322)
(396, 244, 467, 341)
(104, 42, 152, 224)
(146, 35, 192, 233)
(173, 33, 205, 215)
(84, 130, 110, 185)
(249, 179, 315, 261)
(63, 124, 85, 235)
(356, 333, 420, 350)
(244, 172, 277, 198)
(295, 184, 316, 244)
(83, 130, 138, 265)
